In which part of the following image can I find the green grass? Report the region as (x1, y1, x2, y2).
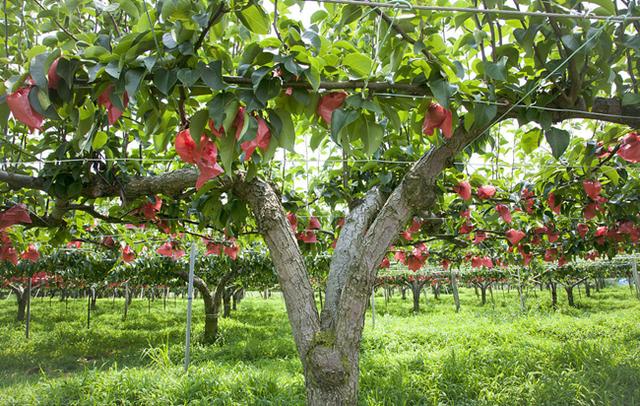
(1, 285, 639, 405)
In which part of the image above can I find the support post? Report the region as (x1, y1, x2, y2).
(370, 287, 375, 328)
(451, 269, 460, 313)
(25, 279, 32, 339)
(632, 260, 640, 300)
(184, 243, 196, 372)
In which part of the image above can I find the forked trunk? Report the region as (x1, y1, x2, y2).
(565, 286, 575, 307)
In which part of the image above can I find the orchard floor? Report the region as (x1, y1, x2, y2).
(1, 286, 639, 405)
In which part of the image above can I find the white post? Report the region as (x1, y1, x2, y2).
(451, 268, 460, 313)
(184, 243, 196, 372)
(370, 287, 375, 328)
(632, 260, 640, 300)
(517, 267, 526, 312)
(25, 279, 32, 339)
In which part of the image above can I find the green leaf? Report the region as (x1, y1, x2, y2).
(56, 59, 80, 86)
(218, 131, 237, 173)
(340, 4, 362, 25)
(303, 66, 320, 92)
(255, 78, 281, 104)
(429, 79, 453, 108)
(601, 165, 620, 185)
(105, 61, 122, 79)
(251, 66, 272, 90)
(0, 101, 9, 130)
(622, 92, 640, 106)
(78, 97, 96, 138)
(92, 131, 108, 150)
(190, 109, 209, 143)
(153, 130, 170, 152)
(83, 46, 110, 59)
(118, 0, 140, 19)
(472, 102, 497, 130)
(362, 120, 384, 156)
(199, 61, 225, 91)
(584, 0, 615, 15)
(177, 68, 200, 87)
(30, 53, 50, 90)
(236, 4, 270, 34)
(274, 108, 295, 151)
(154, 68, 177, 95)
(520, 128, 542, 154)
(545, 127, 571, 159)
(343, 53, 373, 77)
(124, 69, 145, 97)
(331, 109, 358, 144)
(482, 57, 507, 81)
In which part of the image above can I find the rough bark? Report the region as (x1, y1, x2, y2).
(177, 270, 238, 343)
(223, 287, 233, 318)
(480, 285, 487, 305)
(565, 286, 575, 307)
(234, 177, 320, 358)
(321, 188, 385, 330)
(450, 270, 460, 313)
(9, 284, 28, 321)
(409, 280, 425, 313)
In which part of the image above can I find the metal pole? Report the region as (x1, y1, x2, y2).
(184, 243, 196, 372)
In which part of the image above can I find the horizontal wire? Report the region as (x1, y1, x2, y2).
(304, 0, 640, 21)
(0, 157, 619, 170)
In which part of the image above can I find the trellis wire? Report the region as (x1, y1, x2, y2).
(472, 20, 611, 147)
(303, 0, 640, 22)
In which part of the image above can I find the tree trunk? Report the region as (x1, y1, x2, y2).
(432, 283, 440, 300)
(565, 286, 575, 307)
(203, 300, 218, 343)
(401, 287, 406, 300)
(16, 288, 27, 321)
(223, 288, 232, 318)
(550, 282, 558, 309)
(90, 289, 97, 310)
(450, 271, 460, 313)
(178, 268, 239, 344)
(410, 281, 422, 312)
(232, 288, 243, 310)
(305, 353, 358, 406)
(584, 281, 591, 297)
(480, 285, 487, 305)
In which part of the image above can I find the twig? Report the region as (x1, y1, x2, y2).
(32, 0, 78, 41)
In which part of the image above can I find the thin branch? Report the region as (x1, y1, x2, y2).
(32, 0, 78, 41)
(193, 2, 227, 53)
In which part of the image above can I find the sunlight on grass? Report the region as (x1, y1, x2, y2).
(1, 287, 639, 405)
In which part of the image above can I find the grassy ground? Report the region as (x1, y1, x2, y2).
(1, 285, 639, 405)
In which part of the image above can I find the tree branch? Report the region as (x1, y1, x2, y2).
(234, 176, 320, 360)
(320, 187, 385, 330)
